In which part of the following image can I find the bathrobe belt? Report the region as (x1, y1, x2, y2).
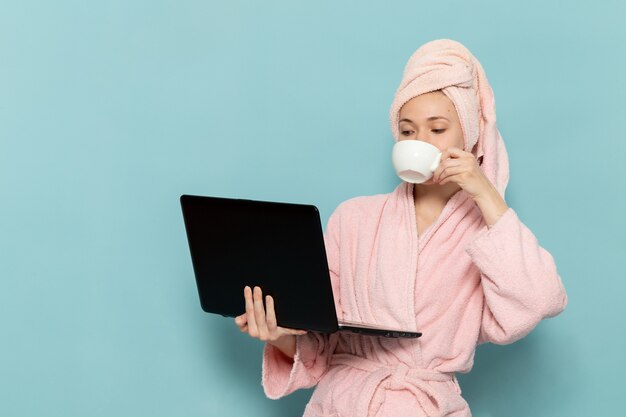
(330, 353, 460, 417)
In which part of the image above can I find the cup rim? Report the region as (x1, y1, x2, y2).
(394, 139, 441, 151)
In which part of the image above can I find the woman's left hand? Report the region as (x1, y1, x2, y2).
(432, 146, 492, 200)
(433, 146, 509, 227)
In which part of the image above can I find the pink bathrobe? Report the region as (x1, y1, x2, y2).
(261, 39, 568, 417)
(262, 183, 567, 416)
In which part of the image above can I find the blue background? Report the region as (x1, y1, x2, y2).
(1, 1, 624, 416)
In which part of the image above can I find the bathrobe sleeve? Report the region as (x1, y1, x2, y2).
(261, 208, 343, 399)
(464, 207, 568, 346)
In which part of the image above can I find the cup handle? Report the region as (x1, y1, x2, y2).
(430, 153, 442, 172)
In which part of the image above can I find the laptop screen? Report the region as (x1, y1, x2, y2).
(180, 195, 339, 332)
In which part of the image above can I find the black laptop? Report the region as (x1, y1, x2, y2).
(180, 194, 421, 338)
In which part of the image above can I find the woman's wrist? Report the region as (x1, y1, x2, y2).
(268, 334, 297, 359)
(473, 179, 509, 228)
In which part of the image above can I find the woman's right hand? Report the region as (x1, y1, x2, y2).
(234, 286, 307, 358)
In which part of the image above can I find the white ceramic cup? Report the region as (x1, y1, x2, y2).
(392, 140, 442, 183)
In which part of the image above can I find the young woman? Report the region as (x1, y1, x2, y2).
(234, 39, 568, 417)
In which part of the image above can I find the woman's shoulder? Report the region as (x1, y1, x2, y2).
(324, 186, 404, 237)
(330, 189, 395, 221)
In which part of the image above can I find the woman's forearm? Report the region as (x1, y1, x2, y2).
(269, 334, 297, 359)
(474, 178, 509, 228)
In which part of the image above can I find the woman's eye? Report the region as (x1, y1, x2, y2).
(401, 129, 444, 135)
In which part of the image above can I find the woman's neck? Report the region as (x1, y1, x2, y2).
(413, 182, 461, 213)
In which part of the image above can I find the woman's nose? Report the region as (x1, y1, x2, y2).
(398, 137, 433, 144)
(409, 137, 435, 145)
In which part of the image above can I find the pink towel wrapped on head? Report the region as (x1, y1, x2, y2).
(388, 38, 508, 196)
(261, 39, 568, 417)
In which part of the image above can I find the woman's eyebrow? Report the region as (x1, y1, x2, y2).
(399, 116, 449, 123)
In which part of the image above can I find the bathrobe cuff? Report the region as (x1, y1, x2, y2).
(463, 207, 568, 345)
(261, 332, 330, 399)
(464, 206, 517, 255)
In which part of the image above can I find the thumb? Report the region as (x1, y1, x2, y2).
(235, 314, 247, 327)
(282, 327, 307, 336)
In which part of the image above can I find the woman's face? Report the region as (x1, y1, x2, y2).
(397, 90, 465, 152)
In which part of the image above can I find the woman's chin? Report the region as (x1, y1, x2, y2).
(412, 177, 440, 186)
